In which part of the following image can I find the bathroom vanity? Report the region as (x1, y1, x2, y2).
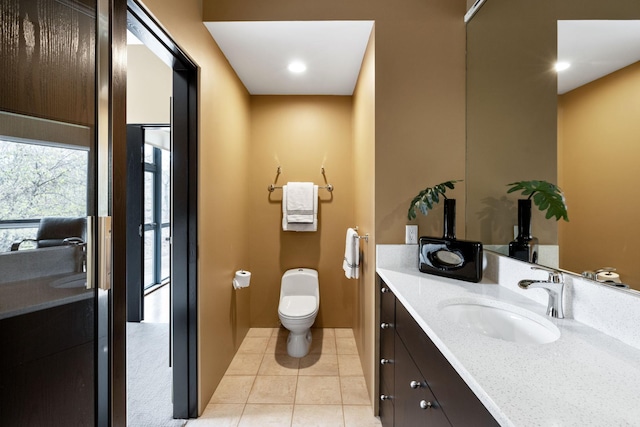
(377, 245, 640, 427)
(379, 281, 497, 426)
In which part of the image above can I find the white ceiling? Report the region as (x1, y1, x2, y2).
(557, 20, 640, 94)
(204, 21, 374, 95)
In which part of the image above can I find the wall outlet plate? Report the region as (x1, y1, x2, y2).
(406, 225, 418, 244)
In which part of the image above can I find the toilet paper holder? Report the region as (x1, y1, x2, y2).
(233, 270, 251, 289)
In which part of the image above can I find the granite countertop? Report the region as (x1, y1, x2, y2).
(377, 266, 640, 427)
(0, 272, 92, 320)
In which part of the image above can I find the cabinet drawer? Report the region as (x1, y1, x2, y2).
(380, 280, 395, 322)
(379, 379, 394, 427)
(394, 334, 451, 427)
(395, 301, 498, 426)
(379, 280, 395, 411)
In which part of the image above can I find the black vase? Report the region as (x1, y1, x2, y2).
(509, 199, 539, 263)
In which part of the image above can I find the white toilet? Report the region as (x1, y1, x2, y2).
(278, 268, 320, 358)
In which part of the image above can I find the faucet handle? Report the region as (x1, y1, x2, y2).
(531, 265, 563, 283)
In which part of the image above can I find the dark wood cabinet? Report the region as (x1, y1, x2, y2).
(379, 284, 395, 427)
(0, 299, 95, 426)
(379, 278, 499, 427)
(394, 333, 451, 427)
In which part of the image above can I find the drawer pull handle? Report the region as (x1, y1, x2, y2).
(380, 394, 392, 401)
(380, 358, 392, 365)
(381, 287, 390, 293)
(380, 322, 392, 329)
(420, 400, 433, 410)
(410, 380, 422, 389)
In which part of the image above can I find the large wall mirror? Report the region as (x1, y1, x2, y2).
(466, 0, 640, 291)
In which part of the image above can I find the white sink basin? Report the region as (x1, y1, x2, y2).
(439, 297, 560, 344)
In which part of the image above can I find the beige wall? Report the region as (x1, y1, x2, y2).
(559, 61, 640, 288)
(203, 0, 467, 244)
(138, 0, 252, 414)
(352, 30, 377, 409)
(248, 96, 356, 327)
(126, 44, 171, 124)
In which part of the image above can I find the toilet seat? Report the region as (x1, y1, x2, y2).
(278, 295, 318, 318)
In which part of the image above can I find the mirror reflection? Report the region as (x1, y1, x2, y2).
(465, 1, 640, 291)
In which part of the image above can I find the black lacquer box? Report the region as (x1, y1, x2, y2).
(418, 199, 483, 283)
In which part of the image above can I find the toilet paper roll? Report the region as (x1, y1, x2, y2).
(596, 271, 621, 283)
(233, 270, 251, 289)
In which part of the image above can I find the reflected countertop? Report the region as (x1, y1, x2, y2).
(0, 272, 92, 320)
(377, 266, 640, 427)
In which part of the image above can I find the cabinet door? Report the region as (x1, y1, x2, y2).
(396, 300, 499, 426)
(379, 281, 395, 426)
(394, 334, 451, 427)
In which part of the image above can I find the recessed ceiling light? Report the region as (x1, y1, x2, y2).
(288, 61, 307, 73)
(555, 61, 571, 72)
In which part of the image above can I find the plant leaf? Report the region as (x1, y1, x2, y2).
(407, 180, 462, 220)
(507, 180, 569, 222)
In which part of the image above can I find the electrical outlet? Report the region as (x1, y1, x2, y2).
(405, 225, 418, 244)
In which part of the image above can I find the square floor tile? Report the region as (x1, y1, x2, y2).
(295, 376, 342, 405)
(225, 353, 264, 376)
(247, 375, 297, 404)
(336, 337, 358, 355)
(340, 376, 370, 405)
(238, 404, 293, 427)
(265, 330, 289, 354)
(334, 328, 354, 339)
(338, 354, 364, 377)
(299, 352, 339, 376)
(185, 403, 244, 426)
(237, 337, 270, 354)
(258, 352, 299, 376)
(246, 328, 276, 338)
(292, 404, 344, 427)
(210, 376, 255, 404)
(309, 330, 337, 355)
(343, 405, 382, 427)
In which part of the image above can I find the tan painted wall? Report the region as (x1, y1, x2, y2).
(137, 0, 252, 414)
(248, 96, 356, 328)
(203, 0, 467, 244)
(558, 61, 640, 289)
(126, 44, 171, 124)
(352, 30, 376, 410)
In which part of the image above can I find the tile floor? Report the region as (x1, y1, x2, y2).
(186, 328, 382, 427)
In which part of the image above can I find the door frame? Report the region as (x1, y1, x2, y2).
(116, 0, 199, 420)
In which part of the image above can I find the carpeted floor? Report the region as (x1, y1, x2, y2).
(127, 320, 185, 427)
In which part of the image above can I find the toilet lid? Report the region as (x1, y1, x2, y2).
(278, 296, 317, 318)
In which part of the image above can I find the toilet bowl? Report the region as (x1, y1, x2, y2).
(278, 268, 319, 358)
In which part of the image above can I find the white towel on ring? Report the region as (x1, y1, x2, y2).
(343, 228, 359, 279)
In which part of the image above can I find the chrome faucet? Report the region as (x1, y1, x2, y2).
(518, 266, 565, 319)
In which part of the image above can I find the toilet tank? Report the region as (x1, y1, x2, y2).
(280, 268, 319, 298)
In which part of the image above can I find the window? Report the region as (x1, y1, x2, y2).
(0, 139, 89, 251)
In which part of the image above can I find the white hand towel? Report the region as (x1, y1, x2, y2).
(282, 184, 318, 232)
(343, 228, 360, 279)
(286, 182, 315, 223)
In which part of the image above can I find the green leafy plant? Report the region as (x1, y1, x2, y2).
(407, 180, 461, 220)
(507, 180, 569, 221)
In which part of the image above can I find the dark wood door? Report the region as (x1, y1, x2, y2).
(394, 334, 451, 427)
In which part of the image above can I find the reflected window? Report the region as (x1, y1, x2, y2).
(0, 139, 88, 252)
